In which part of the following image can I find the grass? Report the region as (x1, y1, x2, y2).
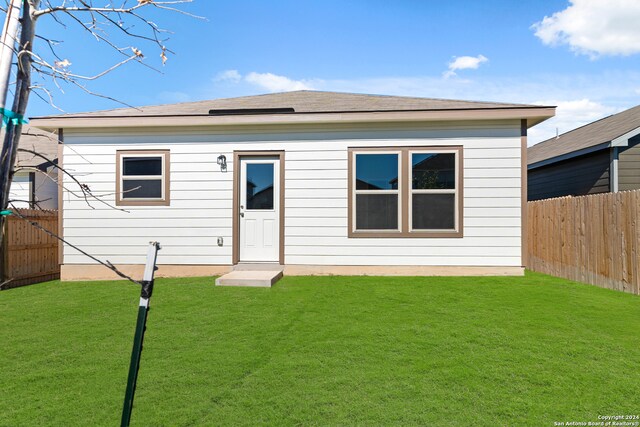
(1, 272, 639, 426)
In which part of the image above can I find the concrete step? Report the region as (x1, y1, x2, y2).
(233, 263, 283, 271)
(215, 269, 283, 288)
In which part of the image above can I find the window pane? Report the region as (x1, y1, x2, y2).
(122, 179, 163, 199)
(123, 157, 162, 176)
(356, 194, 398, 230)
(246, 163, 274, 210)
(412, 153, 455, 189)
(355, 154, 399, 190)
(412, 194, 455, 230)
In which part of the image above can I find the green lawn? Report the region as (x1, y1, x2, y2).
(1, 272, 639, 426)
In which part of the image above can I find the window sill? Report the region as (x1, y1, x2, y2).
(348, 230, 463, 238)
(116, 199, 170, 207)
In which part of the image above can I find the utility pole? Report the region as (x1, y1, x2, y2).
(0, 0, 22, 114)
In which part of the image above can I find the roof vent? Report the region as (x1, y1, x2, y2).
(208, 107, 295, 116)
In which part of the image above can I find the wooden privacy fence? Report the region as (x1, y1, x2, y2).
(527, 191, 640, 295)
(1, 209, 59, 289)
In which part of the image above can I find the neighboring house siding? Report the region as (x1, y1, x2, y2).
(9, 169, 58, 209)
(34, 169, 58, 210)
(9, 172, 31, 208)
(61, 120, 523, 267)
(618, 136, 640, 191)
(528, 150, 610, 201)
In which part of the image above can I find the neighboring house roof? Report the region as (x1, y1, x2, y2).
(528, 104, 640, 168)
(11, 126, 58, 169)
(30, 90, 555, 130)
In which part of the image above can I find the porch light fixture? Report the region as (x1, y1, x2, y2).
(217, 154, 227, 172)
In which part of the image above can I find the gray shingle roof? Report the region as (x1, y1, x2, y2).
(14, 126, 58, 167)
(528, 104, 640, 166)
(35, 90, 546, 118)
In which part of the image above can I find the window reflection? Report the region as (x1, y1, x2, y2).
(123, 157, 162, 176)
(412, 153, 455, 190)
(355, 154, 399, 190)
(246, 163, 274, 210)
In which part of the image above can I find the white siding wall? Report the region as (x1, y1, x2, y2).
(62, 121, 523, 267)
(9, 172, 31, 208)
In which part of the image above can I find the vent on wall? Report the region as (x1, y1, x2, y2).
(208, 108, 295, 116)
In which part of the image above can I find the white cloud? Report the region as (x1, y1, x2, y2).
(528, 99, 619, 145)
(212, 70, 315, 92)
(244, 72, 314, 92)
(532, 0, 640, 57)
(444, 55, 488, 78)
(215, 69, 242, 82)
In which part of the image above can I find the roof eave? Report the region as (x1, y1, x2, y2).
(30, 107, 556, 131)
(528, 141, 612, 170)
(611, 124, 640, 147)
(528, 123, 640, 168)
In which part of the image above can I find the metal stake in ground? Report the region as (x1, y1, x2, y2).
(121, 242, 161, 427)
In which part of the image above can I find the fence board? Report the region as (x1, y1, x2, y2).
(527, 191, 640, 295)
(1, 209, 59, 289)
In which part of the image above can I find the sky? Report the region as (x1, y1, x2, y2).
(21, 0, 640, 145)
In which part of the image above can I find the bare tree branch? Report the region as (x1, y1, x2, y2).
(1, 0, 204, 278)
(33, 1, 202, 19)
(35, 34, 63, 60)
(7, 197, 51, 210)
(16, 148, 134, 212)
(26, 49, 139, 81)
(66, 78, 139, 108)
(12, 0, 203, 114)
(30, 84, 64, 111)
(14, 164, 142, 202)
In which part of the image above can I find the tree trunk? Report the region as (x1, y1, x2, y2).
(0, 0, 39, 248)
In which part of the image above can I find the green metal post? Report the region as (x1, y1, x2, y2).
(121, 242, 160, 427)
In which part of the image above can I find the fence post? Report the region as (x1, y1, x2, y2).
(121, 241, 161, 427)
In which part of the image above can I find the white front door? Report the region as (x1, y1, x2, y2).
(239, 156, 280, 263)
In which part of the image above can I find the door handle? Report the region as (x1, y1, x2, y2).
(240, 212, 244, 217)
(240, 205, 244, 217)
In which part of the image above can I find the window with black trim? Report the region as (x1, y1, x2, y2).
(116, 150, 170, 206)
(349, 147, 462, 237)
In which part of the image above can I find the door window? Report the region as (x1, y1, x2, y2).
(246, 163, 274, 210)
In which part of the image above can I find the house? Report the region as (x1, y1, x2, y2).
(528, 104, 640, 201)
(29, 91, 555, 280)
(8, 126, 58, 210)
